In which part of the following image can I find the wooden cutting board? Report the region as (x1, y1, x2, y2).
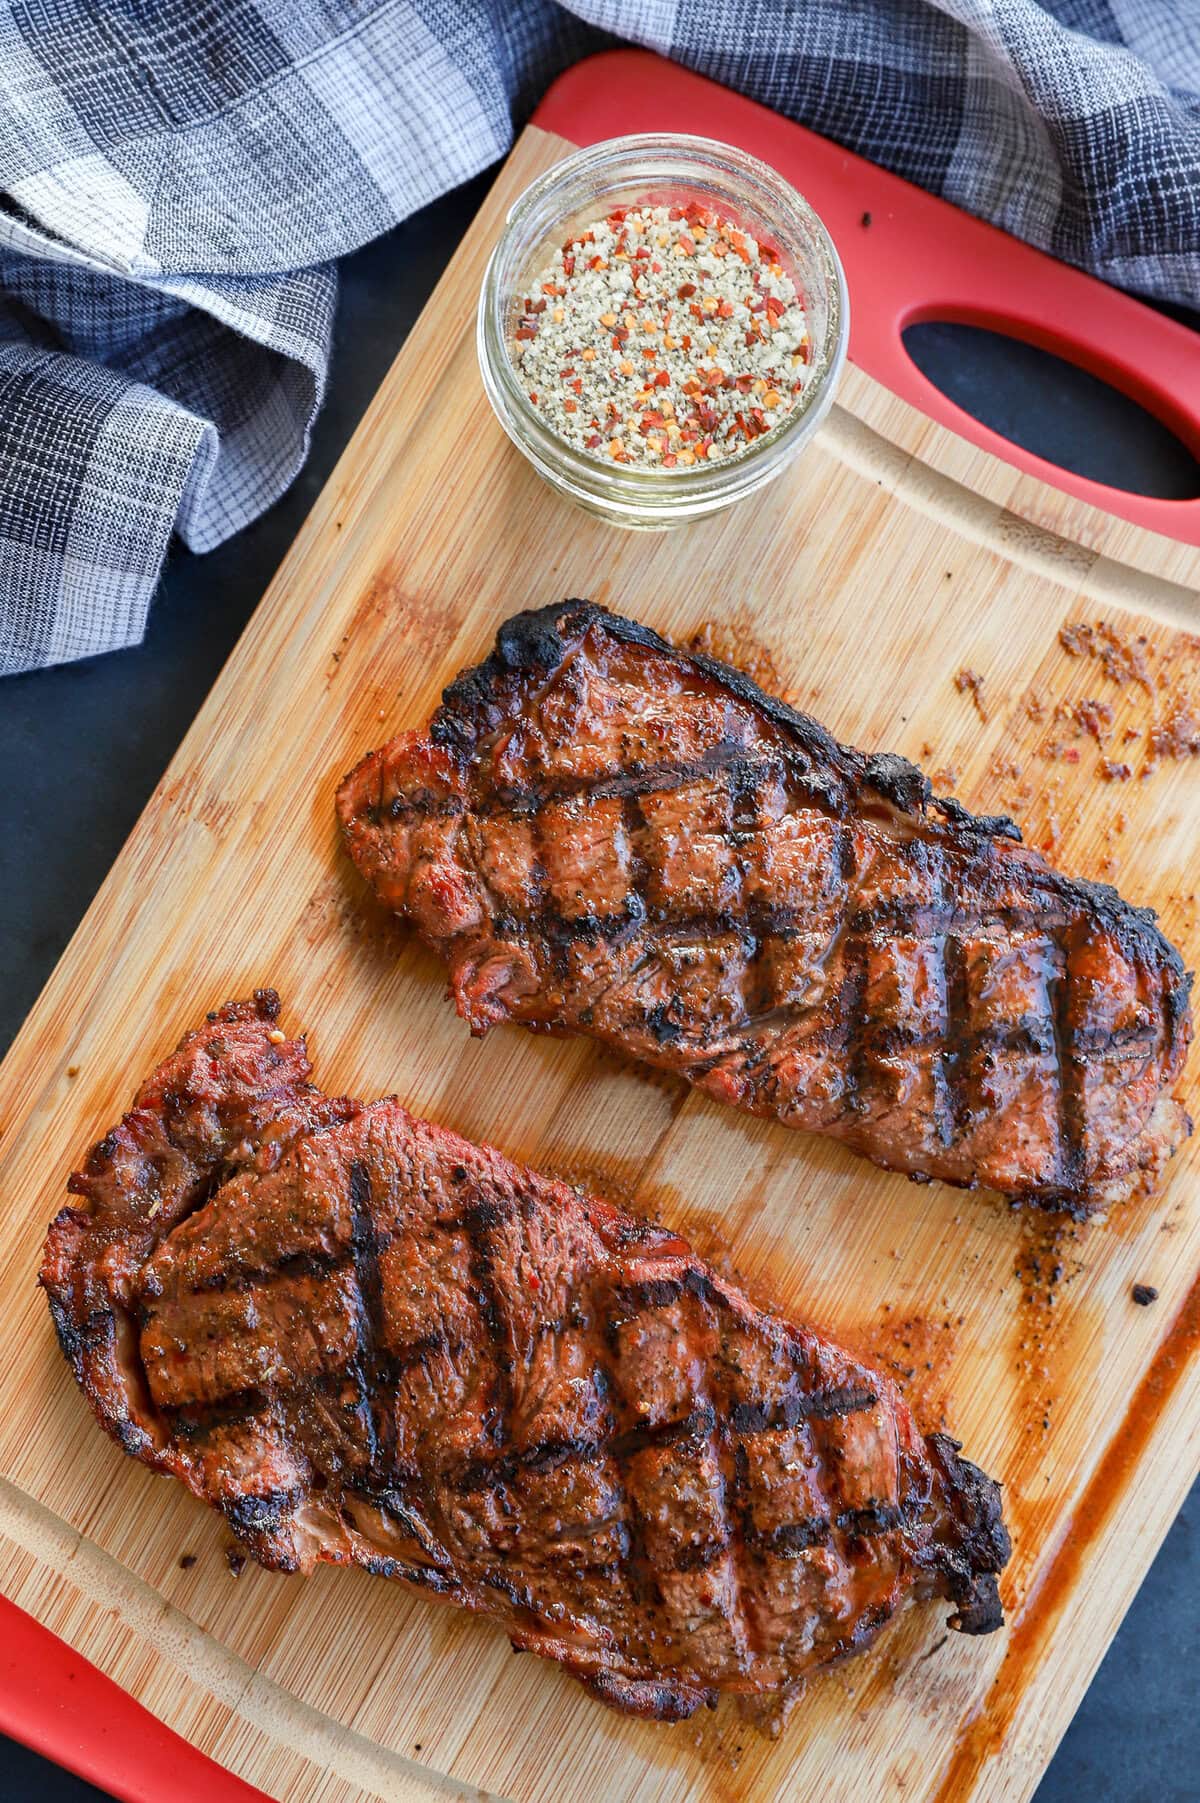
(2, 124, 1199, 1803)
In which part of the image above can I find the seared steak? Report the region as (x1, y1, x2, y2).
(41, 993, 1009, 1722)
(338, 600, 1192, 1216)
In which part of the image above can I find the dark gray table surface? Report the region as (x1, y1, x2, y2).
(1, 165, 1197, 1803)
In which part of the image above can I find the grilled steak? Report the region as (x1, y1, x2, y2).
(41, 993, 1009, 1722)
(338, 600, 1192, 1217)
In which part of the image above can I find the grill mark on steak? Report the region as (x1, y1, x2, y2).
(750, 1514, 830, 1558)
(688, 1278, 754, 1672)
(728, 1383, 879, 1433)
(42, 998, 1012, 1722)
(461, 1196, 514, 1453)
(167, 1385, 272, 1440)
(940, 934, 972, 1150)
(486, 742, 770, 820)
(337, 600, 1193, 1215)
(186, 1245, 347, 1296)
(841, 1502, 903, 1541)
(622, 789, 650, 938)
(840, 939, 871, 1124)
(348, 1159, 388, 1478)
(164, 1330, 471, 1447)
(1051, 929, 1085, 1195)
(597, 1364, 661, 1619)
(673, 1533, 732, 1573)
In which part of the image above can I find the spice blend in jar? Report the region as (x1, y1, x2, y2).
(513, 201, 811, 468)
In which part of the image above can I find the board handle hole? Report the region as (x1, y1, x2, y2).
(901, 320, 1200, 501)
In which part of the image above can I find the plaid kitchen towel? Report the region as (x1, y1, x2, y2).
(1, 2, 1198, 675)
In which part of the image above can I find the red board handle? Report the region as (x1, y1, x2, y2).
(0, 1594, 268, 1803)
(533, 50, 1200, 546)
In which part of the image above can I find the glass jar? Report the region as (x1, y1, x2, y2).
(477, 132, 849, 531)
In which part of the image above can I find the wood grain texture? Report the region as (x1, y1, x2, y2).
(1, 126, 1199, 1803)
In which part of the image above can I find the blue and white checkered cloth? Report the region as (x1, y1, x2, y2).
(2, 1, 1197, 673)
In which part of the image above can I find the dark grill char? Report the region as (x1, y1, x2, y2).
(40, 995, 1010, 1724)
(337, 600, 1193, 1217)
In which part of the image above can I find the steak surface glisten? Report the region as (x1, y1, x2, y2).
(338, 601, 1193, 1216)
(41, 993, 1009, 1722)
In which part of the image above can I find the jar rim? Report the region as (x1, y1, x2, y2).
(478, 132, 849, 520)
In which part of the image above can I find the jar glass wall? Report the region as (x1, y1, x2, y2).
(477, 133, 849, 531)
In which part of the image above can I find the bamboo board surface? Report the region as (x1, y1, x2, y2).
(2, 126, 1199, 1803)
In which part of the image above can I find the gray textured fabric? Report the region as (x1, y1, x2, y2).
(1, 0, 1197, 673)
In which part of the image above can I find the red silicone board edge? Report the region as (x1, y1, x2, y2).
(6, 45, 1198, 1803)
(0, 1596, 268, 1801)
(532, 49, 1200, 547)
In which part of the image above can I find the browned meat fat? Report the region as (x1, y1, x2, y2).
(337, 601, 1193, 1217)
(41, 994, 1009, 1723)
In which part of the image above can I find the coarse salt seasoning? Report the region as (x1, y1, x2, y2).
(513, 201, 811, 467)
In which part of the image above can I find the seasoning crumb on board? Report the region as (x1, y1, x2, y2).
(179, 1553, 197, 1570)
(225, 1548, 246, 1578)
(1058, 619, 1156, 690)
(1132, 1284, 1159, 1306)
(1051, 619, 1200, 782)
(1148, 696, 1200, 764)
(961, 622, 1200, 858)
(954, 667, 988, 720)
